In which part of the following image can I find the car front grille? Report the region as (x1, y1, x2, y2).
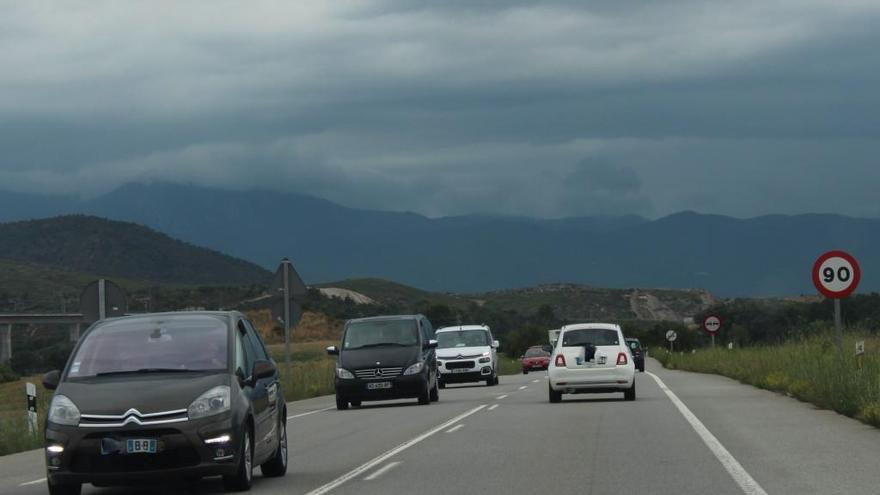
(354, 367, 403, 379)
(445, 361, 475, 370)
(79, 408, 188, 428)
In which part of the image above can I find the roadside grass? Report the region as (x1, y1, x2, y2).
(0, 375, 48, 456)
(654, 333, 880, 427)
(498, 355, 523, 376)
(266, 341, 337, 401)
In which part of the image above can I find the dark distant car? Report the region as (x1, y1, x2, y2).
(42, 312, 287, 495)
(327, 315, 439, 409)
(626, 338, 645, 372)
(521, 346, 551, 374)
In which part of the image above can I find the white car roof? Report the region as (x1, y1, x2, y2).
(436, 325, 490, 333)
(560, 323, 620, 332)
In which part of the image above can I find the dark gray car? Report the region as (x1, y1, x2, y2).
(41, 311, 287, 494)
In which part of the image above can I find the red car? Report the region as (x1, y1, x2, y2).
(521, 346, 551, 374)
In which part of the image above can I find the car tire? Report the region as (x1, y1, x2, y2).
(223, 428, 253, 492)
(430, 378, 439, 402)
(639, 364, 645, 372)
(48, 479, 81, 495)
(624, 382, 636, 401)
(260, 415, 288, 478)
(418, 379, 431, 405)
(492, 374, 500, 386)
(548, 384, 562, 403)
(439, 380, 446, 389)
(523, 369, 529, 375)
(335, 395, 349, 410)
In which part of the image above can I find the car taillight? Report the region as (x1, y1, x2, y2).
(616, 352, 628, 366)
(555, 354, 566, 367)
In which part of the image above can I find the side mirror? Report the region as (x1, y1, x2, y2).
(493, 340, 500, 349)
(519, 355, 524, 359)
(425, 339, 438, 349)
(326, 346, 339, 356)
(43, 370, 60, 390)
(253, 359, 277, 380)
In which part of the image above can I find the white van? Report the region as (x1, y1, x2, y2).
(435, 325, 500, 387)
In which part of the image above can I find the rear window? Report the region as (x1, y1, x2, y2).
(525, 348, 550, 357)
(67, 316, 229, 378)
(562, 329, 619, 347)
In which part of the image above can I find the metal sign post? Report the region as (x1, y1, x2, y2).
(703, 315, 721, 349)
(283, 261, 291, 383)
(271, 258, 307, 386)
(666, 330, 677, 353)
(812, 250, 861, 352)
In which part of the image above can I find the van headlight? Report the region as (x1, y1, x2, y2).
(48, 395, 81, 426)
(336, 368, 355, 379)
(403, 362, 424, 375)
(188, 386, 231, 420)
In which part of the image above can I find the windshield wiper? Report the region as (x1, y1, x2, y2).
(95, 368, 199, 377)
(347, 342, 409, 349)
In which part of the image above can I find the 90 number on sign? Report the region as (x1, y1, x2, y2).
(813, 251, 861, 299)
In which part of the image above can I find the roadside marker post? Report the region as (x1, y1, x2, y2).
(856, 340, 865, 370)
(666, 330, 677, 353)
(25, 382, 37, 436)
(812, 251, 861, 352)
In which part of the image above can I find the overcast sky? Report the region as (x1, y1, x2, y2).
(2, 0, 880, 219)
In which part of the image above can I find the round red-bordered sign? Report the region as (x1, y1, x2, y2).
(812, 250, 861, 299)
(703, 315, 722, 335)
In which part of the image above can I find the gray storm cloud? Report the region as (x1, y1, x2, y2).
(1, 0, 879, 218)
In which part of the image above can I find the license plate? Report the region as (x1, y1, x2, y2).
(367, 381, 392, 390)
(532, 364, 542, 368)
(452, 368, 470, 373)
(125, 439, 157, 454)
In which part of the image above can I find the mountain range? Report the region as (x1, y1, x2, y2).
(1, 182, 876, 297)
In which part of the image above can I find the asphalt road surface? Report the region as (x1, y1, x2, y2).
(3, 358, 880, 495)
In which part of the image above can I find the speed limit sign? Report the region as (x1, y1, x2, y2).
(812, 250, 861, 299)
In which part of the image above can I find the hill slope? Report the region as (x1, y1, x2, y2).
(2, 183, 879, 296)
(0, 215, 271, 285)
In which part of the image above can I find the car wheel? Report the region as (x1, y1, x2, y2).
(335, 395, 349, 410)
(261, 415, 288, 477)
(430, 378, 439, 402)
(492, 374, 500, 386)
(548, 384, 562, 403)
(439, 379, 446, 389)
(418, 379, 431, 405)
(48, 478, 81, 495)
(639, 364, 645, 372)
(350, 400, 362, 407)
(223, 428, 253, 492)
(522, 369, 529, 375)
(624, 382, 636, 401)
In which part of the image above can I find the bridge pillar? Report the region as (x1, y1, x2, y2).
(0, 324, 11, 364)
(69, 323, 81, 343)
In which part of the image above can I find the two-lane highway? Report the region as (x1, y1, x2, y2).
(4, 360, 880, 494)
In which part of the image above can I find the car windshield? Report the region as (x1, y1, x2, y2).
(525, 348, 549, 357)
(562, 329, 619, 347)
(437, 330, 490, 348)
(67, 316, 228, 378)
(343, 319, 419, 349)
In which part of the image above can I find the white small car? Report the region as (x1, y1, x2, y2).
(435, 325, 500, 387)
(547, 323, 635, 402)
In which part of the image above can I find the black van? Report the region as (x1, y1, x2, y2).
(326, 315, 439, 409)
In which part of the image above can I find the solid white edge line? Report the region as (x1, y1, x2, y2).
(518, 386, 528, 390)
(445, 424, 465, 434)
(18, 478, 46, 486)
(304, 404, 487, 495)
(496, 394, 508, 400)
(646, 372, 768, 495)
(288, 406, 334, 420)
(364, 461, 401, 481)
(488, 404, 499, 411)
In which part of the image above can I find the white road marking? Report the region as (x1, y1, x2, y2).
(646, 372, 768, 495)
(531, 379, 539, 383)
(488, 404, 499, 411)
(18, 478, 46, 486)
(364, 461, 401, 481)
(496, 394, 508, 400)
(518, 385, 528, 390)
(446, 424, 465, 434)
(287, 406, 334, 420)
(304, 404, 487, 495)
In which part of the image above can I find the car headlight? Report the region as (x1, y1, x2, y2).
(188, 386, 231, 420)
(336, 368, 355, 379)
(482, 351, 491, 357)
(403, 362, 424, 375)
(48, 395, 80, 426)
